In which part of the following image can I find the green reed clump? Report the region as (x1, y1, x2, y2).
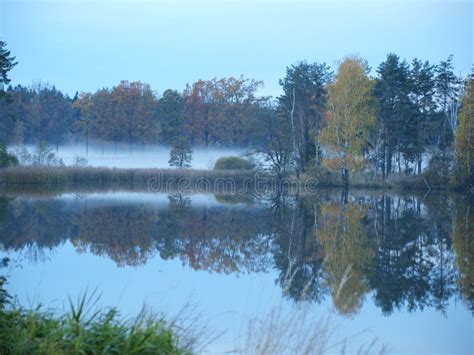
(0, 287, 190, 355)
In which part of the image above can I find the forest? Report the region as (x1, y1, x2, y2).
(0, 40, 473, 190)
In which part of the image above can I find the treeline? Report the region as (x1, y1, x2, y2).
(0, 78, 267, 148)
(0, 49, 472, 187)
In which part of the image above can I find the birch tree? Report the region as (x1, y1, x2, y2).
(320, 55, 377, 189)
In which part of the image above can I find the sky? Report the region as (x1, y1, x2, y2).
(1, 0, 472, 97)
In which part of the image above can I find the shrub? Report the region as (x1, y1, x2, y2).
(0, 143, 19, 168)
(72, 155, 89, 167)
(423, 150, 452, 187)
(306, 164, 341, 186)
(214, 156, 255, 171)
(32, 141, 64, 166)
(10, 145, 31, 165)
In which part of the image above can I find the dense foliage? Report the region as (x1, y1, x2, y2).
(214, 156, 255, 170)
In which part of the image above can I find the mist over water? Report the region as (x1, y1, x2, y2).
(13, 143, 246, 169)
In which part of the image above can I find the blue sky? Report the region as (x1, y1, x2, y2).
(1, 0, 472, 97)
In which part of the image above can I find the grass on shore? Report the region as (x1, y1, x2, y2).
(0, 293, 187, 354)
(0, 166, 257, 187)
(0, 289, 384, 355)
(0, 165, 454, 193)
(0, 278, 216, 355)
(0, 274, 385, 355)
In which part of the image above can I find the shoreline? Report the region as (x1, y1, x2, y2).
(0, 165, 466, 194)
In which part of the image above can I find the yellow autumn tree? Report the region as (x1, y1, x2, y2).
(320, 55, 377, 188)
(453, 73, 473, 190)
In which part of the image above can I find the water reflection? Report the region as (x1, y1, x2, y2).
(0, 191, 472, 316)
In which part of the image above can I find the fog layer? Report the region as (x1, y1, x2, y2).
(15, 143, 246, 169)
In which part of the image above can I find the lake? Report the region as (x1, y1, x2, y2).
(0, 189, 472, 353)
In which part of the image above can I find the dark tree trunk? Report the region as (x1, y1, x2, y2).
(341, 168, 349, 203)
(386, 149, 393, 178)
(341, 168, 349, 188)
(381, 146, 386, 180)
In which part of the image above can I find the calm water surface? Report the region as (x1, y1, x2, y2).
(0, 190, 472, 353)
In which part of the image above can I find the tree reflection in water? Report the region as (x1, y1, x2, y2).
(0, 191, 472, 315)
